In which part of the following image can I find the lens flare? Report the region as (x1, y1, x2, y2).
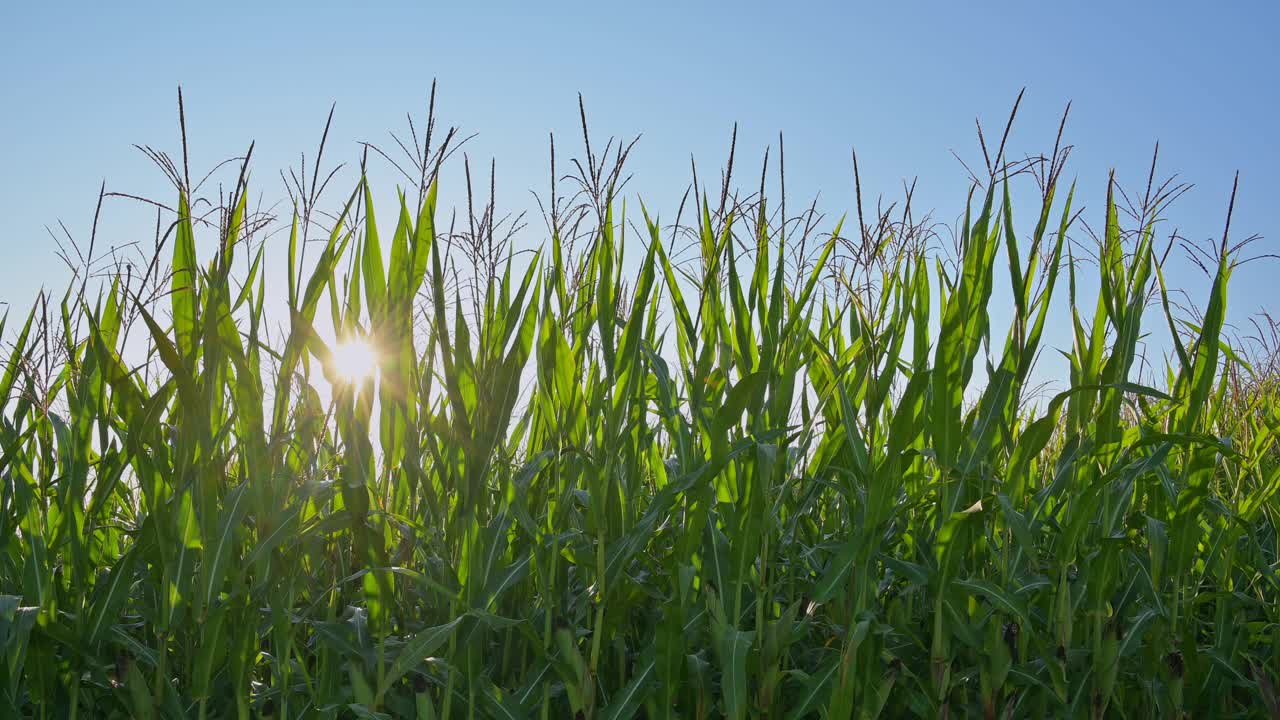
(331, 337, 378, 383)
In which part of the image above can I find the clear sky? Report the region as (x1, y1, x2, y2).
(2, 2, 1277, 381)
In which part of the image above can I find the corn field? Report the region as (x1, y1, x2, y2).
(1, 98, 1278, 719)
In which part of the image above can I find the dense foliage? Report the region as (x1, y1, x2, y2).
(1, 103, 1278, 719)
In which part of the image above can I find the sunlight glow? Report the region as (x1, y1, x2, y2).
(331, 337, 379, 383)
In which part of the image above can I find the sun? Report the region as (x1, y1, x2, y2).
(331, 336, 379, 383)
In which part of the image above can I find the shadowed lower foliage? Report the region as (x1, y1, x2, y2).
(1, 97, 1278, 719)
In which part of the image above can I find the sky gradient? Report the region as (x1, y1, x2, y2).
(2, 2, 1277, 376)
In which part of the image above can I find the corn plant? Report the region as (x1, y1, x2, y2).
(0, 98, 1277, 719)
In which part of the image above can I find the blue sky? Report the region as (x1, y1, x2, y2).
(2, 2, 1277, 381)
